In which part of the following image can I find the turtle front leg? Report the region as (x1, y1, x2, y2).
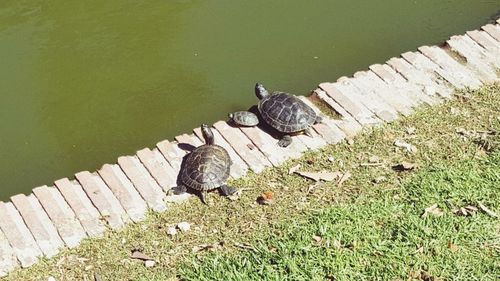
(171, 185, 187, 195)
(278, 134, 293, 147)
(219, 185, 238, 196)
(304, 127, 315, 137)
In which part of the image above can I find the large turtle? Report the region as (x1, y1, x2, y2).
(255, 83, 322, 147)
(173, 124, 237, 204)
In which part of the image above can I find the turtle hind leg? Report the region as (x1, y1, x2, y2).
(171, 185, 187, 195)
(278, 134, 293, 147)
(315, 115, 323, 124)
(219, 185, 237, 196)
(199, 190, 209, 205)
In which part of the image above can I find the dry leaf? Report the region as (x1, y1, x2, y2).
(337, 171, 351, 187)
(447, 241, 459, 252)
(327, 156, 335, 162)
(295, 171, 342, 182)
(478, 203, 497, 217)
(406, 127, 416, 135)
(130, 251, 153, 261)
(394, 139, 418, 153)
(332, 239, 342, 249)
(234, 242, 258, 252)
(312, 235, 322, 243)
(421, 204, 443, 218)
(368, 155, 380, 163)
(257, 191, 274, 205)
(288, 164, 301, 174)
(177, 222, 191, 232)
(166, 227, 177, 236)
(392, 162, 416, 171)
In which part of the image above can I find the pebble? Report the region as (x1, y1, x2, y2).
(166, 226, 177, 236)
(48, 277, 56, 281)
(145, 260, 156, 268)
(177, 222, 191, 232)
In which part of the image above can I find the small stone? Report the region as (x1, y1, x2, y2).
(327, 156, 335, 162)
(406, 127, 416, 135)
(165, 193, 192, 204)
(166, 226, 177, 236)
(177, 222, 191, 232)
(145, 260, 156, 268)
(48, 277, 57, 281)
(373, 176, 386, 184)
(368, 155, 380, 163)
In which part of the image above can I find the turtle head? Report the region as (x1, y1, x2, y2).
(201, 124, 214, 145)
(255, 83, 270, 100)
(228, 113, 234, 120)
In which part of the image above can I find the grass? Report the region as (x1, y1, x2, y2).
(4, 84, 500, 280)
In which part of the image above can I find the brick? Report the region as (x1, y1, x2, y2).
(75, 171, 128, 230)
(481, 24, 500, 41)
(32, 185, 87, 248)
(54, 179, 105, 238)
(137, 148, 177, 190)
(0, 202, 41, 267)
(98, 164, 148, 222)
(446, 35, 497, 83)
(299, 96, 346, 144)
(10, 194, 63, 257)
(117, 156, 167, 213)
(339, 75, 399, 121)
(156, 140, 186, 172)
(466, 31, 500, 68)
(418, 46, 482, 89)
(213, 121, 272, 173)
(387, 56, 453, 99)
(239, 125, 292, 166)
(0, 228, 18, 276)
(319, 82, 380, 126)
(193, 127, 249, 179)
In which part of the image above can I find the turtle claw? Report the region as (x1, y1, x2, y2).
(278, 135, 292, 148)
(200, 191, 208, 205)
(220, 185, 237, 196)
(304, 128, 314, 138)
(172, 185, 187, 195)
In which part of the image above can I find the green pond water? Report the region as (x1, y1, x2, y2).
(1, 0, 499, 199)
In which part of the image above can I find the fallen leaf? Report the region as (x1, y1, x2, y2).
(94, 273, 103, 281)
(246, 143, 255, 150)
(191, 243, 222, 253)
(130, 251, 153, 261)
(288, 164, 301, 175)
(327, 156, 335, 162)
(332, 239, 342, 249)
(337, 171, 351, 187)
(368, 155, 380, 163)
(312, 235, 322, 243)
(464, 205, 478, 212)
(295, 171, 341, 182)
(392, 162, 416, 171)
(145, 260, 156, 268)
(447, 241, 459, 252)
(166, 227, 177, 236)
(394, 139, 418, 153)
(372, 176, 386, 184)
(257, 191, 274, 205)
(421, 204, 443, 218)
(234, 242, 258, 252)
(347, 138, 354, 145)
(478, 203, 497, 217)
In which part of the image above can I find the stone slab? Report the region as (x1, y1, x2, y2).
(75, 171, 128, 230)
(33, 185, 87, 247)
(238, 125, 288, 166)
(387, 56, 454, 99)
(0, 229, 18, 277)
(213, 121, 272, 173)
(10, 194, 63, 257)
(137, 148, 178, 190)
(156, 140, 186, 172)
(117, 156, 167, 213)
(418, 45, 482, 89)
(54, 178, 105, 238)
(98, 164, 148, 222)
(466, 31, 500, 68)
(446, 35, 497, 83)
(319, 82, 380, 125)
(0, 201, 41, 268)
(175, 133, 204, 148)
(311, 89, 362, 137)
(482, 24, 500, 41)
(193, 127, 249, 179)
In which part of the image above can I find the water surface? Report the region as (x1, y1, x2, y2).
(1, 0, 499, 199)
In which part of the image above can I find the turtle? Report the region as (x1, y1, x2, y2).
(172, 124, 237, 204)
(255, 83, 322, 147)
(228, 111, 259, 127)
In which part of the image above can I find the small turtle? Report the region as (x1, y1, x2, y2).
(228, 111, 259, 127)
(255, 83, 322, 147)
(173, 124, 237, 204)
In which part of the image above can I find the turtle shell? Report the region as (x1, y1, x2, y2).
(181, 144, 231, 191)
(230, 111, 259, 126)
(258, 92, 317, 133)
